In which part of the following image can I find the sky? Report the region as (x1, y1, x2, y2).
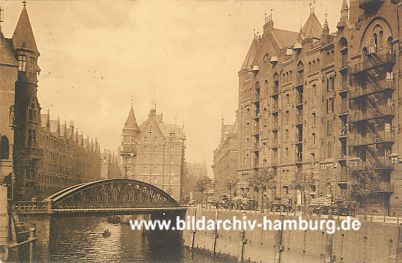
(2, 0, 345, 175)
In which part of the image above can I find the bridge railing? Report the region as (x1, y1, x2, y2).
(12, 201, 52, 214)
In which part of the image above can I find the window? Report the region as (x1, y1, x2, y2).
(326, 77, 334, 92)
(327, 120, 332, 136)
(312, 112, 316, 125)
(28, 129, 36, 148)
(0, 136, 9, 159)
(285, 110, 289, 121)
(312, 133, 316, 145)
(326, 98, 334, 113)
(18, 55, 27, 72)
(327, 141, 333, 158)
(286, 94, 290, 104)
(30, 57, 36, 74)
(28, 102, 37, 122)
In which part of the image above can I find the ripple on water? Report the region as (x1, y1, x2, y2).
(49, 217, 237, 263)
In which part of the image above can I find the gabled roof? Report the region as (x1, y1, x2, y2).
(12, 6, 38, 53)
(124, 107, 139, 130)
(302, 12, 323, 40)
(138, 109, 185, 140)
(271, 28, 299, 49)
(0, 32, 18, 66)
(158, 122, 184, 139)
(241, 38, 258, 70)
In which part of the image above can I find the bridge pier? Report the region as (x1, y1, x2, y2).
(15, 212, 51, 262)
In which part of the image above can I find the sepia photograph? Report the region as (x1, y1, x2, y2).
(0, 0, 401, 262)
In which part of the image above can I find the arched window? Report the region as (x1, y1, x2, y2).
(297, 62, 304, 83)
(379, 31, 383, 48)
(255, 81, 260, 98)
(387, 36, 393, 54)
(0, 136, 9, 160)
(373, 33, 378, 52)
(28, 101, 37, 122)
(273, 73, 279, 94)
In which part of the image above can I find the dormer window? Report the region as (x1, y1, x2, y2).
(30, 57, 36, 74)
(18, 55, 27, 72)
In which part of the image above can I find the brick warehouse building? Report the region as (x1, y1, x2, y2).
(212, 118, 239, 197)
(119, 105, 186, 201)
(0, 4, 101, 200)
(237, 0, 402, 215)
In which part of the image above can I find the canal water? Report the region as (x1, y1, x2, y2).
(48, 217, 234, 263)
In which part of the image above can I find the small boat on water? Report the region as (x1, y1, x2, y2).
(102, 229, 111, 238)
(107, 215, 122, 224)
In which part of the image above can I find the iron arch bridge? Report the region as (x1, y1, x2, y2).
(13, 179, 186, 215)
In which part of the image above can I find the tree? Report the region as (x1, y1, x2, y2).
(350, 169, 381, 214)
(292, 173, 316, 206)
(225, 176, 239, 200)
(194, 176, 212, 202)
(248, 168, 276, 212)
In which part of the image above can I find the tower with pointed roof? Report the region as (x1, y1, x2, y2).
(301, 9, 323, 41)
(0, 2, 103, 200)
(11, 2, 42, 199)
(120, 105, 140, 179)
(119, 105, 186, 201)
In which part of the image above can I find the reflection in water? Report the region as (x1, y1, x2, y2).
(49, 217, 234, 263)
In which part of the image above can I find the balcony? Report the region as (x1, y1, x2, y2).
(349, 132, 394, 147)
(272, 86, 279, 97)
(339, 101, 349, 117)
(272, 104, 279, 114)
(338, 172, 348, 189)
(350, 51, 395, 76)
(295, 76, 304, 88)
(376, 182, 393, 194)
(339, 152, 347, 161)
(349, 106, 394, 123)
(338, 132, 348, 140)
(271, 141, 278, 149)
(339, 55, 348, 72)
(255, 92, 260, 102)
(296, 114, 303, 126)
(296, 95, 303, 108)
(253, 144, 259, 153)
(339, 81, 349, 94)
(295, 152, 303, 164)
(349, 79, 395, 99)
(348, 159, 394, 171)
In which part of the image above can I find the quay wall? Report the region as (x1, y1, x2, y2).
(183, 208, 402, 263)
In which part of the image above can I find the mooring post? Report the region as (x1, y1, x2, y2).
(213, 208, 219, 257)
(190, 209, 197, 255)
(324, 215, 334, 263)
(28, 225, 36, 263)
(239, 211, 247, 262)
(274, 215, 284, 263)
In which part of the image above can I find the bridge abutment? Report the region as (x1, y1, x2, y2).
(16, 212, 51, 262)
